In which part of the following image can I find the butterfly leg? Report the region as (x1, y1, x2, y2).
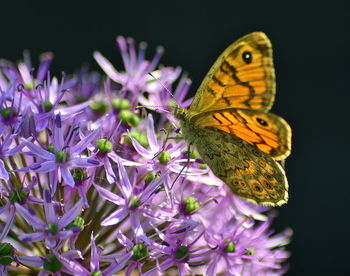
(171, 143, 192, 189)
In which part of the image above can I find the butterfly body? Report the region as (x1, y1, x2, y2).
(174, 32, 291, 206)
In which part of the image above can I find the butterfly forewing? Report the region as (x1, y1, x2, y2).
(192, 109, 291, 160)
(188, 32, 276, 116)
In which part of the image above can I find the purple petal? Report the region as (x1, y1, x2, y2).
(23, 140, 55, 160)
(101, 207, 128, 226)
(128, 134, 153, 159)
(17, 255, 44, 267)
(139, 175, 163, 204)
(19, 232, 46, 242)
(31, 160, 57, 173)
(130, 213, 153, 246)
(90, 232, 99, 271)
(70, 127, 100, 154)
(93, 51, 123, 83)
(57, 199, 83, 229)
(57, 230, 75, 240)
(0, 159, 9, 180)
(109, 152, 142, 167)
(37, 52, 53, 82)
(93, 183, 125, 205)
(103, 252, 132, 275)
(0, 202, 10, 215)
(54, 113, 64, 150)
(103, 158, 116, 184)
(61, 249, 84, 260)
(116, 157, 132, 198)
(58, 100, 92, 117)
(61, 167, 75, 187)
(0, 206, 15, 241)
(70, 157, 101, 167)
(44, 202, 56, 224)
(54, 252, 89, 276)
(147, 114, 159, 153)
(116, 231, 133, 248)
(15, 203, 46, 229)
(50, 170, 59, 195)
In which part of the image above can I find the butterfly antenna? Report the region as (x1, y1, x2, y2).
(148, 72, 179, 108)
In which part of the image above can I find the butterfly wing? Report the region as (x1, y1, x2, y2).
(189, 32, 275, 115)
(192, 126, 288, 206)
(192, 109, 291, 160)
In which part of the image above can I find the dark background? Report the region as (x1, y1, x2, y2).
(2, 1, 349, 275)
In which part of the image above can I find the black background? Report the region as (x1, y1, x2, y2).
(2, 1, 349, 275)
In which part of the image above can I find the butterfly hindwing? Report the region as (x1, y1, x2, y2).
(192, 126, 288, 206)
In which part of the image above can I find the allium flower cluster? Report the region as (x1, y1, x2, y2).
(0, 36, 292, 275)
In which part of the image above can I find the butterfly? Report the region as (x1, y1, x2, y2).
(174, 32, 291, 206)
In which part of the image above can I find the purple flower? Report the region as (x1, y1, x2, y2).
(21, 113, 101, 192)
(94, 36, 181, 107)
(0, 129, 28, 180)
(0, 177, 40, 242)
(94, 157, 169, 239)
(204, 216, 292, 275)
(15, 190, 83, 249)
(0, 35, 292, 275)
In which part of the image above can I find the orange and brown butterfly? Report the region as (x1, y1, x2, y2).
(174, 32, 291, 206)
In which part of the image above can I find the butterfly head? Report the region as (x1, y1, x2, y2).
(173, 107, 189, 123)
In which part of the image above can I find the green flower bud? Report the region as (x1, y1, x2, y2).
(120, 99, 130, 110)
(119, 110, 132, 124)
(145, 172, 156, 185)
(40, 101, 53, 112)
(128, 114, 140, 126)
(43, 254, 62, 272)
(112, 97, 121, 110)
(56, 150, 70, 163)
(47, 222, 58, 235)
(66, 216, 85, 231)
(183, 196, 199, 213)
(1, 107, 17, 120)
(158, 151, 171, 164)
(175, 245, 189, 260)
(9, 189, 27, 204)
(224, 241, 235, 253)
(91, 271, 102, 276)
(96, 138, 112, 154)
(0, 243, 14, 266)
(47, 144, 55, 153)
(90, 100, 109, 115)
(132, 243, 148, 260)
(130, 195, 141, 209)
(72, 168, 88, 183)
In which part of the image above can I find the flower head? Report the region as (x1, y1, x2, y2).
(0, 35, 291, 275)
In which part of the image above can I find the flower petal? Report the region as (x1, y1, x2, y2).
(147, 113, 159, 153)
(93, 183, 125, 205)
(0, 159, 9, 180)
(31, 160, 57, 173)
(15, 203, 46, 229)
(20, 232, 46, 242)
(93, 51, 123, 83)
(57, 199, 83, 229)
(23, 140, 55, 160)
(101, 207, 128, 226)
(61, 167, 75, 187)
